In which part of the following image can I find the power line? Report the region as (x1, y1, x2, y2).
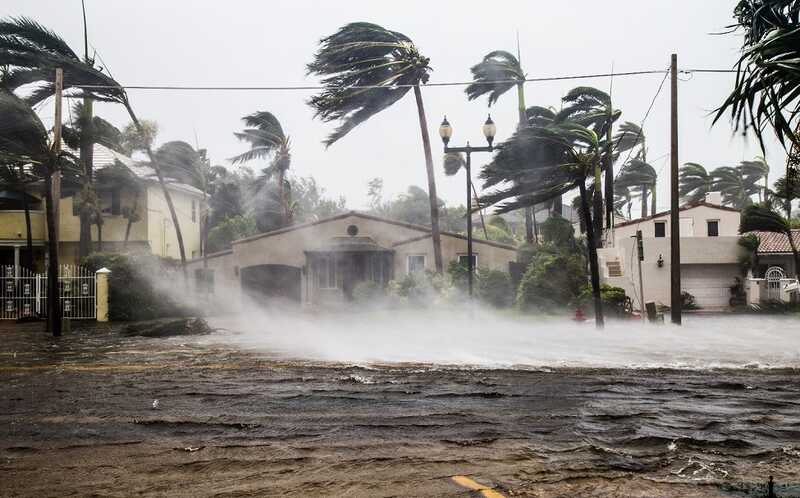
(73, 69, 671, 92)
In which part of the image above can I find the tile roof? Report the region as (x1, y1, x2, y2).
(751, 230, 800, 254)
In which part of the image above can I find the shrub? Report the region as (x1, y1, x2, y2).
(540, 216, 577, 250)
(206, 215, 258, 253)
(517, 249, 586, 312)
(388, 271, 450, 306)
(576, 284, 632, 317)
(352, 280, 386, 304)
(82, 252, 194, 321)
(447, 259, 469, 292)
(477, 268, 513, 307)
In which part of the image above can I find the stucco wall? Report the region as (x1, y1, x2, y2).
(613, 205, 740, 241)
(146, 185, 202, 261)
(0, 211, 46, 241)
(393, 235, 515, 276)
(58, 192, 148, 244)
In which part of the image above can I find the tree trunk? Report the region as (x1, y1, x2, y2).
(44, 170, 61, 337)
(123, 103, 187, 277)
(593, 164, 604, 247)
(532, 208, 539, 244)
(579, 180, 604, 329)
(650, 185, 657, 216)
(96, 220, 102, 252)
(604, 115, 614, 229)
(79, 97, 94, 260)
(553, 196, 563, 216)
(19, 165, 33, 270)
(412, 85, 443, 273)
(277, 168, 289, 226)
(123, 194, 138, 248)
(641, 185, 648, 219)
(524, 206, 534, 244)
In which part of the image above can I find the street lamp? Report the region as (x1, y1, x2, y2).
(439, 114, 499, 298)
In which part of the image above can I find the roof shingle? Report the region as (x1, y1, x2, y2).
(751, 230, 800, 254)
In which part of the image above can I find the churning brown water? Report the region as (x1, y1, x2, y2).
(1, 317, 800, 497)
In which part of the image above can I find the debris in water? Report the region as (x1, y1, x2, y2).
(668, 441, 677, 452)
(152, 399, 159, 409)
(177, 446, 204, 452)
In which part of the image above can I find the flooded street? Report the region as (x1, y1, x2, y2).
(2, 319, 800, 497)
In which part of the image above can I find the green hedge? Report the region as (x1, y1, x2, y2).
(82, 252, 195, 321)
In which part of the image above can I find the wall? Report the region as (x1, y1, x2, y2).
(146, 185, 202, 261)
(0, 211, 46, 241)
(393, 235, 515, 277)
(600, 236, 745, 310)
(612, 205, 741, 241)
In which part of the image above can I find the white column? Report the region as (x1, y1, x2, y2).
(13, 246, 19, 276)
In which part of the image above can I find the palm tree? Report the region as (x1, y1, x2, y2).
(679, 162, 715, 203)
(466, 49, 537, 242)
(62, 102, 125, 255)
(713, 165, 761, 209)
(613, 184, 634, 221)
(772, 173, 800, 218)
(715, 1, 800, 152)
(229, 112, 292, 226)
(616, 159, 658, 217)
(0, 17, 189, 272)
(0, 88, 77, 336)
(557, 87, 621, 235)
(740, 205, 799, 278)
(739, 156, 770, 202)
(479, 121, 606, 327)
(307, 22, 443, 272)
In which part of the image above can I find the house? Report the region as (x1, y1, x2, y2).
(0, 144, 203, 270)
(598, 192, 745, 311)
(185, 211, 517, 307)
(741, 230, 800, 304)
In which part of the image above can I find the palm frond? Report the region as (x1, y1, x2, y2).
(465, 50, 523, 106)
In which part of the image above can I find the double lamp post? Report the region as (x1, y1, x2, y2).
(438, 115, 498, 297)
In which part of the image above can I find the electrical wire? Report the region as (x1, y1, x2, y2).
(73, 69, 671, 92)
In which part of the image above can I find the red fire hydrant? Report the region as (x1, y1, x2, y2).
(573, 308, 587, 322)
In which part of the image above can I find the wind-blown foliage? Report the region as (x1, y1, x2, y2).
(714, 1, 800, 151)
(307, 22, 443, 271)
(714, 165, 761, 209)
(679, 162, 715, 203)
(616, 158, 658, 217)
(739, 156, 770, 201)
(465, 50, 525, 107)
(306, 22, 431, 146)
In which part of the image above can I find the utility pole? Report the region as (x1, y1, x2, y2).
(635, 230, 646, 322)
(47, 68, 64, 336)
(669, 54, 682, 325)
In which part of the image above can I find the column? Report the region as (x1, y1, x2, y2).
(95, 267, 110, 322)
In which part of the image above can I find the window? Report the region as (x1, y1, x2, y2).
(191, 200, 197, 223)
(317, 255, 337, 289)
(458, 254, 478, 268)
(707, 220, 719, 237)
(407, 255, 425, 274)
(99, 189, 121, 215)
(654, 221, 666, 238)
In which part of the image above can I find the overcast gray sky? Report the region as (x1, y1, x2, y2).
(3, 0, 787, 210)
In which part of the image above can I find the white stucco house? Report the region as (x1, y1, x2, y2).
(598, 193, 746, 311)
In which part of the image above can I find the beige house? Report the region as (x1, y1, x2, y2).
(0, 144, 203, 269)
(186, 211, 517, 307)
(599, 193, 745, 310)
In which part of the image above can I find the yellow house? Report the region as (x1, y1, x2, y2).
(0, 144, 203, 269)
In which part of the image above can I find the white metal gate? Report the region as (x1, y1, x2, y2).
(765, 266, 785, 301)
(0, 265, 96, 320)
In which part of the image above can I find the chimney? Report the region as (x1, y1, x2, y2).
(705, 192, 722, 205)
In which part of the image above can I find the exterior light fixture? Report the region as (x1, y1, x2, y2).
(439, 116, 453, 145)
(482, 114, 496, 147)
(657, 254, 664, 268)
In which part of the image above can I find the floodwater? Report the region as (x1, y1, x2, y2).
(2, 315, 800, 497)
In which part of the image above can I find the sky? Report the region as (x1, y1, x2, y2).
(2, 0, 789, 211)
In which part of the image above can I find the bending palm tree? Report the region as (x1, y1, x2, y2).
(479, 122, 606, 327)
(230, 112, 292, 226)
(773, 174, 800, 217)
(466, 49, 538, 242)
(0, 88, 77, 336)
(739, 157, 770, 203)
(307, 22, 443, 272)
(679, 162, 714, 203)
(0, 17, 189, 271)
(557, 87, 621, 234)
(616, 159, 658, 217)
(713, 165, 760, 209)
(740, 205, 799, 278)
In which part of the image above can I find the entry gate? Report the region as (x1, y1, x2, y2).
(0, 265, 97, 320)
(765, 266, 786, 302)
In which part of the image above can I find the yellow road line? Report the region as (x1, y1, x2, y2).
(451, 475, 506, 498)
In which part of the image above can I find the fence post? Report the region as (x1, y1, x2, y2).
(96, 267, 110, 322)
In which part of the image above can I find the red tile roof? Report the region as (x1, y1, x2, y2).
(751, 230, 800, 254)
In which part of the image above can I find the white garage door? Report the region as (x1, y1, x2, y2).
(681, 264, 737, 309)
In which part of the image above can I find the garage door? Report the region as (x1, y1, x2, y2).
(681, 264, 737, 309)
